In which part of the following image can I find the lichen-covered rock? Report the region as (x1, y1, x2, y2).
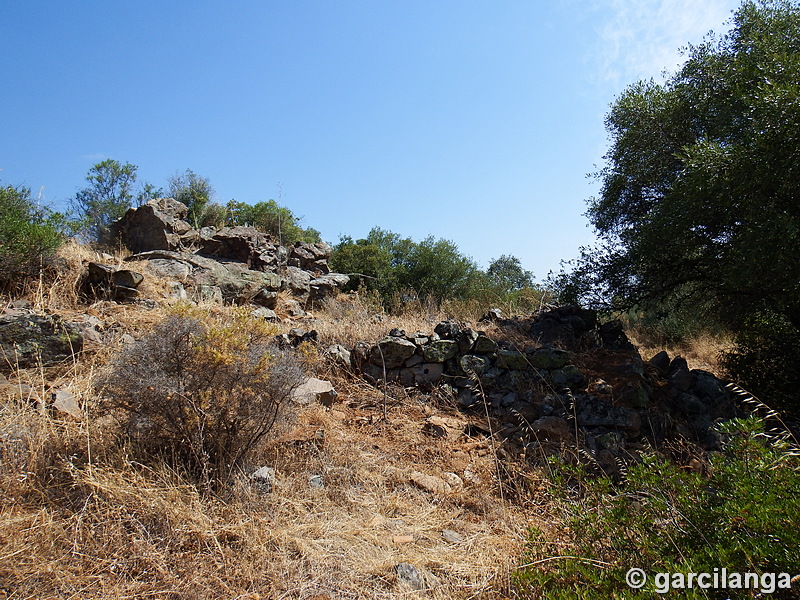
(424, 340, 458, 362)
(497, 349, 529, 371)
(370, 336, 417, 369)
(459, 354, 492, 376)
(0, 312, 83, 372)
(551, 365, 588, 390)
(472, 334, 498, 354)
(528, 347, 570, 369)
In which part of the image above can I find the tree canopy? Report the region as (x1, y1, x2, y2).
(71, 159, 160, 243)
(331, 227, 481, 303)
(557, 0, 800, 411)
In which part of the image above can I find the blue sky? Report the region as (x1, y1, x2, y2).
(1, 0, 741, 279)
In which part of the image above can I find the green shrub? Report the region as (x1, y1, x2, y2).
(98, 308, 304, 491)
(515, 417, 800, 599)
(722, 312, 800, 418)
(0, 183, 64, 286)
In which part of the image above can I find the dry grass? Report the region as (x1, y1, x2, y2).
(626, 327, 735, 373)
(0, 374, 540, 599)
(0, 280, 548, 599)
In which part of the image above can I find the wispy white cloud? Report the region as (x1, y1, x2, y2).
(593, 0, 739, 87)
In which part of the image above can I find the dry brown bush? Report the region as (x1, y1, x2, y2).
(97, 307, 304, 490)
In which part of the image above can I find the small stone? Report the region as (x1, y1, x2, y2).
(441, 529, 464, 544)
(308, 474, 325, 488)
(408, 470, 452, 495)
(531, 416, 573, 442)
(327, 344, 351, 367)
(51, 389, 83, 419)
(291, 377, 337, 406)
(395, 563, 424, 589)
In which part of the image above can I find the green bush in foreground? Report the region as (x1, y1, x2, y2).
(0, 183, 64, 285)
(515, 418, 800, 599)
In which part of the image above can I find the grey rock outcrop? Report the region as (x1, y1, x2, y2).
(0, 311, 83, 372)
(111, 201, 349, 308)
(110, 198, 199, 253)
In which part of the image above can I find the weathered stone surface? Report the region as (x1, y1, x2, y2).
(327, 344, 352, 367)
(424, 340, 458, 362)
(668, 356, 695, 392)
(110, 198, 199, 253)
(292, 377, 337, 406)
(51, 389, 83, 419)
(497, 349, 529, 371)
(395, 562, 440, 590)
(459, 354, 491, 376)
(113, 270, 144, 289)
(472, 334, 498, 354)
(199, 226, 274, 267)
(370, 336, 417, 369)
(0, 313, 83, 372)
(130, 251, 281, 305)
(434, 320, 461, 340)
(529, 347, 570, 370)
(411, 362, 444, 385)
(576, 396, 641, 435)
(308, 273, 350, 304)
(551, 365, 588, 390)
(251, 307, 278, 322)
(146, 257, 192, 280)
(457, 328, 479, 353)
(649, 350, 670, 372)
(530, 416, 573, 441)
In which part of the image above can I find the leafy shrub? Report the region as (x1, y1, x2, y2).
(722, 312, 800, 418)
(98, 308, 304, 491)
(515, 417, 800, 599)
(0, 183, 64, 287)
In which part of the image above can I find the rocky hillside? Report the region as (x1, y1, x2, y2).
(0, 212, 796, 598)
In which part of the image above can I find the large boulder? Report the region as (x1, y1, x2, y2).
(288, 241, 333, 274)
(0, 312, 83, 372)
(199, 226, 282, 271)
(110, 198, 199, 253)
(129, 250, 281, 304)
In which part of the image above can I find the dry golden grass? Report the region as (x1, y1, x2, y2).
(626, 327, 735, 374)
(0, 374, 541, 599)
(0, 281, 549, 599)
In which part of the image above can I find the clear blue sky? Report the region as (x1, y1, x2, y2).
(1, 0, 741, 279)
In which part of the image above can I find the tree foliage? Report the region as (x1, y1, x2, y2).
(332, 227, 487, 305)
(225, 199, 320, 244)
(71, 159, 160, 244)
(0, 183, 64, 285)
(168, 169, 214, 228)
(555, 0, 800, 411)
